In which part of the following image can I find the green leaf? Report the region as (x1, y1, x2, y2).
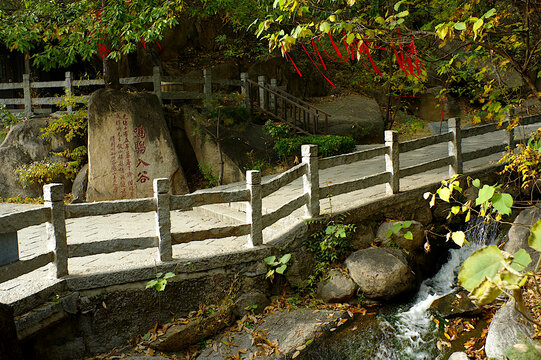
(451, 231, 467, 247)
(492, 193, 513, 216)
(266, 269, 275, 278)
(510, 249, 532, 272)
(404, 231, 413, 240)
(394, 0, 405, 11)
(276, 264, 287, 274)
(476, 184, 495, 205)
(319, 21, 331, 33)
(528, 220, 541, 252)
(326, 225, 336, 235)
(392, 222, 402, 234)
(156, 272, 163, 278)
(473, 18, 484, 39)
(437, 187, 451, 202)
(454, 22, 466, 31)
(469, 277, 502, 305)
(264, 256, 277, 265)
(163, 272, 175, 280)
(146, 279, 158, 289)
(403, 220, 412, 228)
(451, 206, 460, 215)
(482, 8, 496, 19)
(279, 253, 291, 264)
(458, 245, 505, 291)
(396, 10, 409, 18)
(155, 279, 166, 291)
(472, 179, 481, 188)
(386, 229, 393, 238)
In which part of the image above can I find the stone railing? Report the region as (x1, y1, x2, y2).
(0, 66, 255, 116)
(0, 114, 540, 284)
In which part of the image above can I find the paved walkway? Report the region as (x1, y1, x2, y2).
(0, 123, 538, 306)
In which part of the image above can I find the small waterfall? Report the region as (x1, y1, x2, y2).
(385, 217, 499, 359)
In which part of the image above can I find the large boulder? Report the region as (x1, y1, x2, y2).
(376, 220, 425, 253)
(0, 118, 76, 198)
(317, 269, 357, 303)
(485, 300, 535, 360)
(344, 247, 416, 300)
(411, 87, 462, 123)
(316, 95, 384, 143)
(505, 205, 541, 269)
(71, 163, 88, 203)
(87, 89, 189, 201)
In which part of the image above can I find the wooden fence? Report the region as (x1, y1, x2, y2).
(0, 114, 540, 284)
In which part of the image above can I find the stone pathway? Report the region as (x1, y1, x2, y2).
(0, 123, 538, 306)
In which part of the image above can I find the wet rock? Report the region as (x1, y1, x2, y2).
(485, 300, 535, 360)
(376, 220, 425, 253)
(87, 89, 188, 201)
(317, 269, 357, 303)
(197, 308, 346, 359)
(448, 352, 469, 360)
(344, 248, 415, 300)
(505, 205, 541, 269)
(150, 306, 234, 352)
(233, 292, 270, 317)
(428, 289, 481, 318)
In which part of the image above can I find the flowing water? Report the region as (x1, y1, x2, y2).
(302, 218, 500, 360)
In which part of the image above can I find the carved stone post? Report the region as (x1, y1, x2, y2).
(154, 178, 172, 261)
(240, 73, 250, 111)
(203, 69, 212, 100)
(246, 170, 262, 247)
(44, 183, 67, 278)
(448, 117, 463, 176)
(65, 71, 73, 113)
(23, 74, 32, 117)
(384, 130, 399, 194)
(257, 75, 267, 110)
(270, 78, 277, 113)
(302, 144, 320, 218)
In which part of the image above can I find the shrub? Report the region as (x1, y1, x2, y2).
(274, 135, 356, 158)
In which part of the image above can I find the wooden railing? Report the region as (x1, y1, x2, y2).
(242, 76, 330, 135)
(0, 114, 539, 284)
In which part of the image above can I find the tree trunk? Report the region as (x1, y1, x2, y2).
(103, 57, 120, 90)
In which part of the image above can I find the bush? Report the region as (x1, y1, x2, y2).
(274, 135, 356, 158)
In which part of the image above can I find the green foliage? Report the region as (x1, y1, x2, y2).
(0, 194, 43, 204)
(385, 220, 413, 240)
(263, 120, 291, 139)
(198, 162, 219, 188)
(264, 253, 291, 281)
(16, 147, 87, 187)
(501, 128, 541, 190)
(203, 92, 249, 128)
(306, 213, 356, 266)
(0, 0, 183, 70)
(0, 104, 24, 129)
(145, 272, 175, 292)
(274, 135, 356, 158)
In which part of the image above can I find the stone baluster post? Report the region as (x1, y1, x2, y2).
(302, 144, 320, 218)
(240, 73, 250, 111)
(384, 131, 399, 194)
(246, 170, 262, 247)
(448, 117, 463, 176)
(154, 178, 172, 261)
(23, 74, 32, 117)
(270, 78, 277, 113)
(153, 66, 162, 104)
(507, 108, 516, 149)
(44, 183, 68, 278)
(258, 75, 267, 110)
(203, 69, 212, 100)
(65, 71, 73, 114)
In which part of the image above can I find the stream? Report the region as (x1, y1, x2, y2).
(302, 218, 500, 360)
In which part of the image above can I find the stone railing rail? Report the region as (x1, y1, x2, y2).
(0, 66, 261, 116)
(0, 114, 540, 284)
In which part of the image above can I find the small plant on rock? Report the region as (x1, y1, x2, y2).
(264, 254, 291, 282)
